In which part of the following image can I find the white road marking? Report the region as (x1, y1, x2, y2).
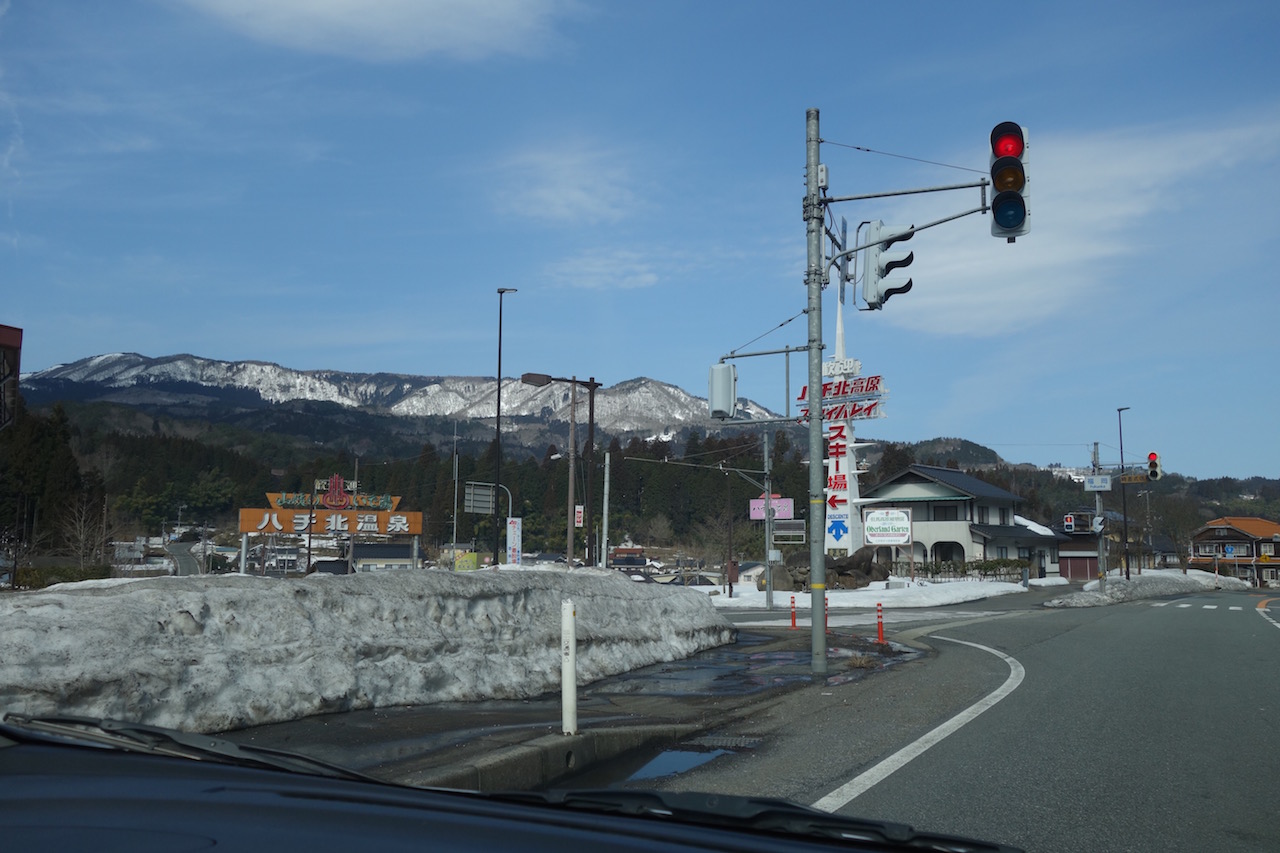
(1203, 605, 1218, 610)
(811, 636, 1024, 813)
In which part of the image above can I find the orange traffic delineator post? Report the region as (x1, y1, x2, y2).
(790, 595, 796, 630)
(876, 602, 884, 644)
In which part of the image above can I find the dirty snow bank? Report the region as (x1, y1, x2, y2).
(0, 569, 734, 733)
(1044, 569, 1249, 608)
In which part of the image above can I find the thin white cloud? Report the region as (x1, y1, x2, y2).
(495, 140, 640, 224)
(175, 0, 575, 62)
(545, 248, 659, 291)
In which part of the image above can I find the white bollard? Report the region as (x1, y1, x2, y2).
(561, 598, 577, 735)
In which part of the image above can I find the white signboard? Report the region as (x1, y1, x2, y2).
(1084, 475, 1112, 492)
(864, 508, 912, 546)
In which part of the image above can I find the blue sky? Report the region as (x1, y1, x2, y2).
(3, 1, 1278, 481)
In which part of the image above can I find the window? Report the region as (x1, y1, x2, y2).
(934, 505, 958, 522)
(996, 546, 1008, 559)
(978, 506, 989, 524)
(1017, 547, 1031, 560)
(999, 508, 1010, 526)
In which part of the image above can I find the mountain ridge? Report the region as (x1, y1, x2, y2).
(20, 352, 781, 437)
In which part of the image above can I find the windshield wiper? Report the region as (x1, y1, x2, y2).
(500, 789, 1022, 852)
(0, 713, 379, 784)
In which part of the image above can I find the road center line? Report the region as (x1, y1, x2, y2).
(811, 636, 1025, 813)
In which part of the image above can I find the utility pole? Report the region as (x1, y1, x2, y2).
(1118, 407, 1131, 581)
(1094, 442, 1105, 595)
(804, 108, 828, 676)
(763, 431, 775, 610)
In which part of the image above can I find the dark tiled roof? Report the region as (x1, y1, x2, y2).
(868, 464, 1022, 503)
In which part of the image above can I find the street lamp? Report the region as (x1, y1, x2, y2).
(1117, 406, 1131, 581)
(521, 372, 601, 566)
(494, 288, 517, 566)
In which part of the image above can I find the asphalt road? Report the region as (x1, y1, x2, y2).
(629, 589, 1280, 852)
(165, 541, 202, 576)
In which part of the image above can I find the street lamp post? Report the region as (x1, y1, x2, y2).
(494, 288, 517, 566)
(1118, 406, 1131, 581)
(521, 372, 600, 566)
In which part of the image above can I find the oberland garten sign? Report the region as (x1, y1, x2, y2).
(238, 474, 422, 536)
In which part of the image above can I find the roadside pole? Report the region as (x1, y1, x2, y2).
(804, 108, 828, 676)
(1094, 442, 1106, 595)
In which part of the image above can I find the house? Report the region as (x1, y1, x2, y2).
(861, 464, 1061, 577)
(1188, 517, 1280, 587)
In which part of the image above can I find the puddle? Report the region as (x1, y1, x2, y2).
(627, 748, 728, 781)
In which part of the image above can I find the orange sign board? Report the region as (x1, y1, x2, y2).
(239, 508, 422, 536)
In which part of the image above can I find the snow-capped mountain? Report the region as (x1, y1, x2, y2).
(21, 353, 780, 436)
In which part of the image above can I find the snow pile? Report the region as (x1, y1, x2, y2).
(0, 569, 734, 733)
(1043, 569, 1248, 608)
(697, 577, 1032, 609)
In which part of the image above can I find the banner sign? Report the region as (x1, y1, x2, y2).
(506, 518, 522, 566)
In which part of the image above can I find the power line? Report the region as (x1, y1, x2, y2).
(821, 139, 985, 175)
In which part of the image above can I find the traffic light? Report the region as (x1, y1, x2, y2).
(1063, 514, 1075, 533)
(1147, 452, 1162, 481)
(862, 220, 915, 310)
(989, 122, 1030, 241)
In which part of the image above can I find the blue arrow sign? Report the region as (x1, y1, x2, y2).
(827, 519, 849, 541)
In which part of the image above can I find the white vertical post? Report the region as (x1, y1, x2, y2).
(239, 533, 248, 575)
(561, 598, 577, 735)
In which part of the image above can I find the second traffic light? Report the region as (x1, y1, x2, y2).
(989, 121, 1030, 241)
(1147, 452, 1163, 481)
(862, 220, 915, 310)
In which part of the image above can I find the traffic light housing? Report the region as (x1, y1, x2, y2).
(1147, 452, 1162, 481)
(989, 122, 1030, 241)
(862, 220, 915, 310)
(1063, 514, 1075, 533)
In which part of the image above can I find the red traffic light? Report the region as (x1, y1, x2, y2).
(1148, 452, 1158, 462)
(989, 122, 1029, 239)
(990, 122, 1025, 159)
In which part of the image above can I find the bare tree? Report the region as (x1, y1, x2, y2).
(60, 494, 108, 571)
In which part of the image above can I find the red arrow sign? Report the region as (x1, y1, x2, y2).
(827, 494, 847, 510)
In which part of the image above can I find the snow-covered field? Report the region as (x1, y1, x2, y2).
(0, 568, 733, 733)
(0, 565, 1252, 735)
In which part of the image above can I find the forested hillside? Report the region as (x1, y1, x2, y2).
(3, 396, 1276, 579)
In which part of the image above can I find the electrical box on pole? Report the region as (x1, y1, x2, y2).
(861, 220, 915, 310)
(989, 122, 1030, 241)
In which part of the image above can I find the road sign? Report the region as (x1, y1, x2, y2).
(864, 509, 912, 546)
(1083, 475, 1112, 492)
(772, 519, 806, 544)
(1119, 473, 1146, 484)
(464, 481, 494, 514)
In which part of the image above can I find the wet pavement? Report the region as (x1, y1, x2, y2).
(221, 626, 919, 791)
